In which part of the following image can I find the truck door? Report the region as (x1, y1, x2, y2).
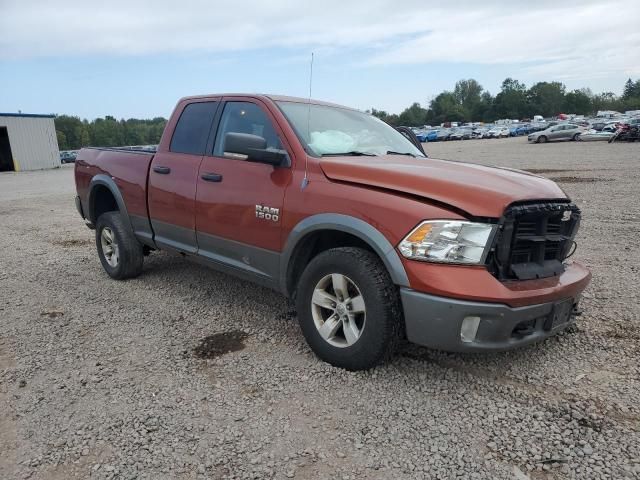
(194, 99, 292, 282)
(148, 100, 219, 253)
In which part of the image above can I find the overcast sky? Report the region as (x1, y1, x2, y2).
(1, 0, 638, 119)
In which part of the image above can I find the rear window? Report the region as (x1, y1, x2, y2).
(170, 102, 218, 155)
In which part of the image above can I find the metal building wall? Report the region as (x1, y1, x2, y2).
(0, 115, 60, 171)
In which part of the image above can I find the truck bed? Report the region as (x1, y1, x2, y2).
(75, 147, 155, 228)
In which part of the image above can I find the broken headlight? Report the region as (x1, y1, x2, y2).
(398, 220, 496, 264)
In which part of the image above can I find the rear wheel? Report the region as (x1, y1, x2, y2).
(95, 212, 144, 280)
(295, 247, 402, 370)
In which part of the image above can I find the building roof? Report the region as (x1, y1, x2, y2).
(0, 112, 55, 118)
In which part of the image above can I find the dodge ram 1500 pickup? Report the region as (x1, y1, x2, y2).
(75, 94, 591, 370)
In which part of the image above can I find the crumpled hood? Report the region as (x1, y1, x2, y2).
(319, 156, 567, 218)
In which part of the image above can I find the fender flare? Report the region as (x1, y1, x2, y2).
(87, 174, 134, 234)
(279, 213, 410, 295)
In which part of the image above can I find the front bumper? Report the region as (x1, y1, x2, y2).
(401, 289, 581, 352)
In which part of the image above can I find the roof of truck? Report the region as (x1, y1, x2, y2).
(178, 93, 357, 111)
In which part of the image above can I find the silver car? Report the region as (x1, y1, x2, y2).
(528, 124, 583, 143)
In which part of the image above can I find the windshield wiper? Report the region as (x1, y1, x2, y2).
(386, 150, 417, 157)
(320, 151, 377, 157)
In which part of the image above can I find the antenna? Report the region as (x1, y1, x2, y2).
(301, 52, 314, 190)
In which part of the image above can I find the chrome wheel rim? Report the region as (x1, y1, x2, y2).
(311, 274, 366, 348)
(100, 227, 119, 268)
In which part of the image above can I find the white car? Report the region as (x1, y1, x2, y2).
(487, 126, 510, 138)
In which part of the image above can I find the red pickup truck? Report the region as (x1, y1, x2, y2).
(75, 94, 591, 370)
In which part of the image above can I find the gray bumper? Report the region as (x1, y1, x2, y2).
(400, 288, 578, 352)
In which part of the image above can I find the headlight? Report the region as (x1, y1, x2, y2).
(398, 220, 496, 264)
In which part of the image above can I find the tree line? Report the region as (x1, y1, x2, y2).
(55, 78, 640, 149)
(55, 115, 167, 151)
(369, 78, 640, 127)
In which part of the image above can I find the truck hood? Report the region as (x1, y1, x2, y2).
(319, 156, 567, 218)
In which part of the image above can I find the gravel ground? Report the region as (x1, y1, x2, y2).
(1, 138, 639, 480)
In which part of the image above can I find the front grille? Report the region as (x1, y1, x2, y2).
(488, 202, 581, 280)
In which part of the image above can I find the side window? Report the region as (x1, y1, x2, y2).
(170, 102, 218, 155)
(213, 102, 282, 157)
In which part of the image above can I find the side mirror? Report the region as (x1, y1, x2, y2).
(224, 132, 288, 166)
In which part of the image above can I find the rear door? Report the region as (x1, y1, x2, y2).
(194, 98, 293, 281)
(148, 100, 219, 253)
(548, 126, 562, 140)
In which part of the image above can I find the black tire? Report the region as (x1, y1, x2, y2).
(95, 211, 144, 280)
(572, 133, 580, 141)
(295, 247, 403, 370)
(537, 135, 548, 144)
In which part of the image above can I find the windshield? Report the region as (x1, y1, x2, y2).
(277, 101, 425, 157)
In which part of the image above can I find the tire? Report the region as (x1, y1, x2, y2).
(295, 247, 402, 370)
(537, 135, 548, 144)
(95, 211, 144, 280)
(572, 133, 580, 141)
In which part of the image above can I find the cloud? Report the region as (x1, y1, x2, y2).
(1, 0, 638, 82)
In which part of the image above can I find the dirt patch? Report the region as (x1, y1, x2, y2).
(53, 238, 91, 247)
(524, 168, 572, 174)
(548, 176, 610, 183)
(194, 331, 248, 359)
(40, 308, 64, 319)
(604, 327, 640, 341)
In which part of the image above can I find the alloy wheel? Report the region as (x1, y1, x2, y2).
(311, 273, 366, 348)
(100, 227, 119, 267)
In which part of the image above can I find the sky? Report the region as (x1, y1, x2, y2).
(1, 0, 639, 119)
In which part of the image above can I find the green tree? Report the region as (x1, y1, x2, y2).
(369, 108, 399, 126)
(54, 115, 83, 149)
(563, 89, 592, 115)
(56, 130, 68, 151)
(591, 91, 619, 113)
(476, 91, 495, 122)
(453, 79, 484, 120)
(527, 82, 566, 117)
(493, 78, 528, 119)
(622, 78, 640, 99)
(397, 102, 429, 127)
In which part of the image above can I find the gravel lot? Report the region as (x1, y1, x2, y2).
(1, 138, 639, 480)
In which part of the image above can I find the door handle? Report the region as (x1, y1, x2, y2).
(153, 166, 171, 174)
(201, 173, 223, 182)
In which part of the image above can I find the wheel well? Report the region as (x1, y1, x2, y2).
(91, 185, 119, 222)
(286, 230, 376, 298)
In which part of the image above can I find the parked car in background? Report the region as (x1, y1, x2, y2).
(473, 127, 491, 139)
(487, 126, 510, 138)
(413, 130, 430, 142)
(449, 127, 473, 140)
(60, 151, 77, 164)
(577, 130, 615, 142)
(588, 121, 607, 131)
(435, 128, 452, 141)
(528, 124, 583, 143)
(425, 130, 439, 142)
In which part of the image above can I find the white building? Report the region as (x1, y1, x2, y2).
(0, 113, 60, 172)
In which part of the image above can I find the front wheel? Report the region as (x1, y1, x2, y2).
(537, 135, 548, 143)
(572, 133, 580, 141)
(295, 247, 402, 370)
(95, 211, 144, 280)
